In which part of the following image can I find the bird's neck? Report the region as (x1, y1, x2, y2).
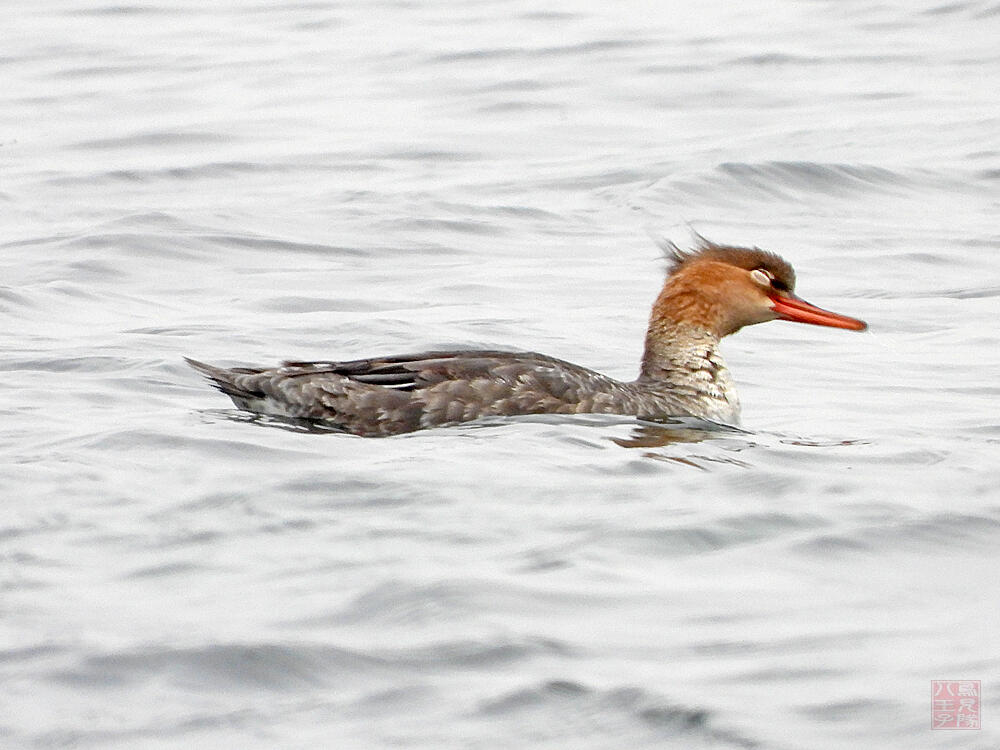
(638, 322, 740, 421)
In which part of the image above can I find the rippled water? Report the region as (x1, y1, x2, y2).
(3, 1, 1000, 748)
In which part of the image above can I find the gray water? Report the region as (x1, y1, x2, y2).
(3, 1, 1000, 748)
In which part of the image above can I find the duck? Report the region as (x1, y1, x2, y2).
(186, 239, 867, 436)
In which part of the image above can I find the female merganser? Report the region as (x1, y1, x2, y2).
(186, 239, 867, 436)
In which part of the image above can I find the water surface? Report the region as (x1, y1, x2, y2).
(3, 1, 999, 748)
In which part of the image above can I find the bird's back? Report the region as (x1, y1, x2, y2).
(186, 350, 646, 436)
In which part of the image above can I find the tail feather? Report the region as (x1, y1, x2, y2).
(184, 357, 263, 401)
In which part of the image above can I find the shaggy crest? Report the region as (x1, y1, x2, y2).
(659, 234, 797, 292)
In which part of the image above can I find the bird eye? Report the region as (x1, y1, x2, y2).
(750, 268, 773, 286)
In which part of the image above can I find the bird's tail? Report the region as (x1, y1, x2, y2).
(184, 357, 262, 400)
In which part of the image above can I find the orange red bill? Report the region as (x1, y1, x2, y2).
(769, 294, 867, 331)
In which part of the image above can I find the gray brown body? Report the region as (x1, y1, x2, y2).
(185, 344, 739, 437)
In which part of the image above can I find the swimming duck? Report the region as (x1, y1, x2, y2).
(186, 239, 867, 436)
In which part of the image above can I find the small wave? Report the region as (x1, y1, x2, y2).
(45, 161, 287, 186)
(376, 148, 480, 162)
(428, 38, 652, 65)
(477, 680, 759, 748)
(325, 579, 483, 627)
(70, 130, 234, 151)
(477, 100, 567, 114)
(377, 636, 568, 669)
(49, 637, 568, 692)
(603, 510, 829, 558)
(0, 643, 67, 664)
(716, 161, 909, 196)
(64, 4, 173, 16)
(199, 233, 369, 257)
(0, 355, 136, 374)
(793, 510, 1000, 557)
(0, 287, 39, 314)
(650, 160, 960, 208)
(49, 643, 360, 691)
(729, 52, 824, 66)
(256, 295, 384, 313)
(377, 217, 505, 236)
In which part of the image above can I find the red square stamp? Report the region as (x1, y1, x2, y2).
(932, 680, 980, 729)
